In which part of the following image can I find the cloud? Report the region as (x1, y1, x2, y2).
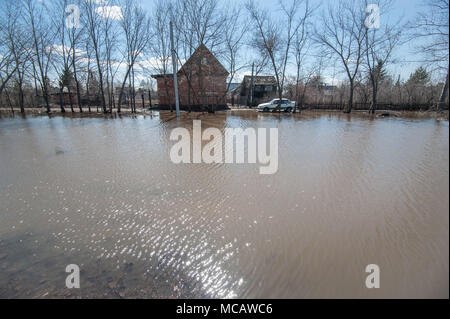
(49, 45, 86, 57)
(96, 6, 123, 20)
(229, 71, 246, 83)
(136, 57, 187, 73)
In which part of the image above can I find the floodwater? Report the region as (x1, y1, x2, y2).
(0, 111, 448, 298)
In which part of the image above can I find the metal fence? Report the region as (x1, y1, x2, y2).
(301, 103, 448, 111)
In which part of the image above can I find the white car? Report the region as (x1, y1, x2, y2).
(257, 98, 295, 112)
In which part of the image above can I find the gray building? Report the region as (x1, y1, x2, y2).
(230, 76, 277, 107)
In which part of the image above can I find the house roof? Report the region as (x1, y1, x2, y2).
(151, 44, 229, 78)
(178, 44, 229, 76)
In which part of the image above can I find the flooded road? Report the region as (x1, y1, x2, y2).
(0, 111, 448, 298)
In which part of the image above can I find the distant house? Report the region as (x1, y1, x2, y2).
(322, 84, 337, 96)
(230, 76, 277, 107)
(152, 44, 229, 111)
(49, 87, 78, 105)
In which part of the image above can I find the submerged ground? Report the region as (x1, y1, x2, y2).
(0, 110, 448, 298)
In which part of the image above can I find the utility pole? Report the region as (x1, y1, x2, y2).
(249, 63, 254, 107)
(170, 21, 180, 117)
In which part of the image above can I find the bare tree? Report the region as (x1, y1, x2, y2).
(67, 0, 85, 113)
(1, 0, 32, 113)
(313, 0, 367, 113)
(117, 0, 151, 113)
(411, 0, 449, 111)
(246, 0, 306, 113)
(99, 0, 121, 113)
(364, 0, 403, 113)
(52, 0, 78, 113)
(0, 26, 17, 105)
(148, 0, 174, 111)
(217, 5, 248, 107)
(292, 0, 316, 112)
(82, 0, 108, 113)
(24, 0, 56, 113)
(175, 0, 226, 53)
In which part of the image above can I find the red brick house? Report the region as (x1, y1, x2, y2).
(152, 44, 229, 111)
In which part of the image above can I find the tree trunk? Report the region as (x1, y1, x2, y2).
(148, 90, 152, 110)
(43, 90, 51, 113)
(132, 66, 136, 113)
(68, 86, 74, 113)
(59, 88, 66, 113)
(294, 70, 300, 113)
(18, 75, 25, 114)
(249, 63, 255, 107)
(345, 81, 354, 113)
(117, 66, 133, 113)
(278, 83, 283, 113)
(369, 83, 377, 114)
(93, 46, 107, 113)
(86, 72, 91, 113)
(73, 50, 82, 113)
(106, 72, 111, 113)
(19, 85, 24, 114)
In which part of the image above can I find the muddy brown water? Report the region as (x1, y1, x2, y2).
(0, 111, 448, 298)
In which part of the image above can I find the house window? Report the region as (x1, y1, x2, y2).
(201, 57, 208, 65)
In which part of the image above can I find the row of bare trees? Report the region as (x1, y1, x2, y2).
(0, 0, 448, 114)
(284, 66, 445, 108)
(0, 0, 151, 114)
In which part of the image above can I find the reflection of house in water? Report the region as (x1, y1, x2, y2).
(152, 44, 229, 111)
(229, 76, 277, 107)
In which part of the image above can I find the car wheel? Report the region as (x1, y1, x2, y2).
(263, 107, 269, 112)
(285, 107, 292, 113)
